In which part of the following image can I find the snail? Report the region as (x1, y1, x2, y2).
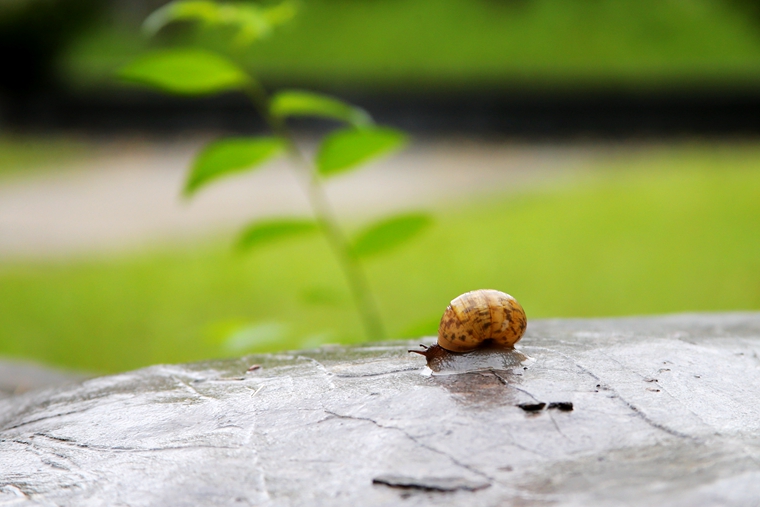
(410, 289, 528, 372)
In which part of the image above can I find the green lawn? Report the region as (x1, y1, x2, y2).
(64, 0, 760, 91)
(1, 144, 758, 373)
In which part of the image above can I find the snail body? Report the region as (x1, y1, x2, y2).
(410, 289, 528, 372)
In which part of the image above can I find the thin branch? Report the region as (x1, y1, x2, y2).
(243, 83, 386, 341)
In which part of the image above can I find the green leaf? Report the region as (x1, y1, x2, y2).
(270, 91, 373, 127)
(234, 1, 297, 46)
(237, 219, 318, 251)
(143, 1, 219, 36)
(316, 127, 407, 178)
(351, 213, 433, 258)
(261, 1, 298, 26)
(185, 137, 284, 196)
(143, 0, 296, 46)
(118, 49, 250, 95)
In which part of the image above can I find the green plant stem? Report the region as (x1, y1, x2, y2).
(244, 83, 386, 342)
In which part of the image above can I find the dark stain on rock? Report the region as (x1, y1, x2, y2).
(372, 474, 490, 492)
(518, 402, 547, 412)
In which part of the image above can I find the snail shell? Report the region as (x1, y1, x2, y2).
(409, 289, 528, 372)
(438, 289, 527, 352)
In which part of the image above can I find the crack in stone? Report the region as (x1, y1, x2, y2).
(333, 366, 421, 378)
(529, 346, 694, 440)
(41, 459, 70, 471)
(494, 424, 552, 460)
(489, 370, 541, 402)
(322, 410, 495, 483)
(172, 375, 217, 402)
(294, 355, 335, 389)
(488, 371, 570, 449)
(596, 350, 711, 439)
(23, 445, 74, 473)
(599, 350, 715, 434)
(24, 433, 243, 454)
(1, 407, 96, 432)
(545, 411, 571, 442)
(242, 400, 274, 503)
(5, 436, 98, 486)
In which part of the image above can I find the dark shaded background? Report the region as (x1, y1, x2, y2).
(3, 0, 760, 138)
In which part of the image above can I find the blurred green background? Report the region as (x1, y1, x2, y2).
(1, 0, 759, 374)
(54, 0, 760, 91)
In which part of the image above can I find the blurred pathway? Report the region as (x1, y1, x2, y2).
(0, 138, 590, 258)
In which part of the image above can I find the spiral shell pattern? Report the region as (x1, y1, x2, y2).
(437, 289, 527, 353)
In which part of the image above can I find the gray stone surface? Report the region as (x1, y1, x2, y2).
(0, 359, 87, 399)
(1, 313, 759, 506)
